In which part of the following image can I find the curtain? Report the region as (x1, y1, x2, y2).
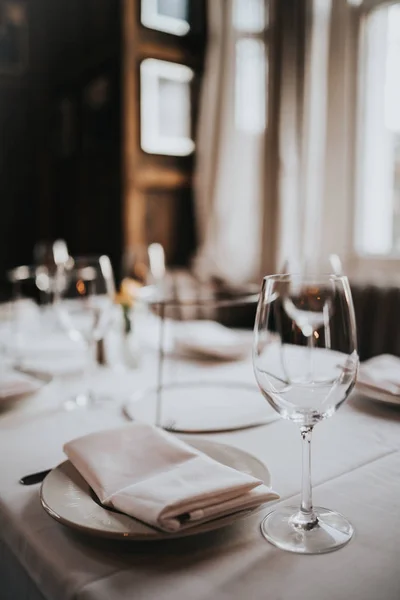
(193, 0, 357, 284)
(193, 0, 267, 286)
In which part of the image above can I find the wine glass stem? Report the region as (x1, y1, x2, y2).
(290, 425, 318, 530)
(307, 333, 314, 381)
(83, 340, 97, 400)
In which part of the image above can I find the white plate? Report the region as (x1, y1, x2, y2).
(355, 382, 400, 406)
(123, 382, 277, 433)
(40, 438, 272, 541)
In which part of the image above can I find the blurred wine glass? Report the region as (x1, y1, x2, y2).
(6, 265, 55, 364)
(34, 239, 74, 298)
(253, 273, 358, 554)
(122, 243, 166, 300)
(34, 239, 73, 270)
(56, 255, 115, 409)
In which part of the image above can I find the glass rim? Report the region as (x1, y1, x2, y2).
(144, 285, 260, 309)
(262, 273, 349, 284)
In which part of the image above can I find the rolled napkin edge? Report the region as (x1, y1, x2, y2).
(159, 484, 280, 532)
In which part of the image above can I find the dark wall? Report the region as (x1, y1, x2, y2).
(0, 0, 122, 293)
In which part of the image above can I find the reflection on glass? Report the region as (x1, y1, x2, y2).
(233, 0, 267, 33)
(140, 58, 194, 156)
(141, 0, 190, 36)
(235, 39, 267, 133)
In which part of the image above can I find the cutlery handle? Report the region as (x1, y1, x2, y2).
(19, 469, 52, 485)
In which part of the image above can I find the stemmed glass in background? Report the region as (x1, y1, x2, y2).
(122, 243, 166, 300)
(55, 255, 115, 408)
(6, 265, 55, 365)
(253, 274, 358, 554)
(34, 239, 72, 272)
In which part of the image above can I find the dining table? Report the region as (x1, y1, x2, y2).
(1, 342, 400, 600)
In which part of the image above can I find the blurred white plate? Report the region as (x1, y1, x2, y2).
(41, 438, 273, 541)
(124, 381, 277, 433)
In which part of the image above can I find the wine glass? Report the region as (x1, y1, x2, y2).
(34, 239, 73, 285)
(122, 243, 166, 300)
(253, 274, 359, 554)
(6, 265, 55, 364)
(56, 255, 115, 408)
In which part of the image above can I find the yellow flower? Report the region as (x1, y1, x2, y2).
(115, 278, 143, 307)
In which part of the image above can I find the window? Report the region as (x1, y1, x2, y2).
(141, 0, 190, 36)
(140, 59, 194, 156)
(233, 0, 268, 134)
(356, 3, 400, 256)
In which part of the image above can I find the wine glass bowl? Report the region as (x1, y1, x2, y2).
(253, 274, 359, 553)
(55, 256, 115, 408)
(5, 265, 56, 364)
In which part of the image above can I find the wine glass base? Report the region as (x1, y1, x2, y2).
(261, 506, 354, 554)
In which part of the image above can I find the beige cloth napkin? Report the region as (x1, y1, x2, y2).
(174, 321, 252, 361)
(64, 422, 279, 532)
(358, 354, 400, 396)
(0, 371, 42, 400)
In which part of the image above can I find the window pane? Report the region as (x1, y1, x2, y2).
(140, 59, 194, 156)
(141, 0, 190, 36)
(235, 39, 267, 133)
(356, 3, 400, 255)
(233, 0, 267, 33)
(157, 0, 188, 20)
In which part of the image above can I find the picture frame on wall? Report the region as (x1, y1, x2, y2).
(0, 0, 28, 75)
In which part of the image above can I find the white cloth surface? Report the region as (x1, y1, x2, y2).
(1, 366, 400, 600)
(64, 422, 278, 532)
(358, 354, 400, 395)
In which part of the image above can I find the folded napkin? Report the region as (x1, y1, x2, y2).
(16, 334, 86, 378)
(358, 354, 400, 396)
(64, 422, 279, 532)
(0, 370, 42, 400)
(174, 321, 252, 361)
(137, 314, 252, 361)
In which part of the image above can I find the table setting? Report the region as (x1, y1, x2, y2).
(1, 258, 400, 600)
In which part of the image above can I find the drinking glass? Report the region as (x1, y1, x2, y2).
(34, 239, 73, 293)
(56, 255, 115, 408)
(6, 265, 55, 364)
(253, 274, 358, 554)
(122, 243, 166, 299)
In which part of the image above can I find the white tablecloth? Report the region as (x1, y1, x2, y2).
(1, 363, 400, 600)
